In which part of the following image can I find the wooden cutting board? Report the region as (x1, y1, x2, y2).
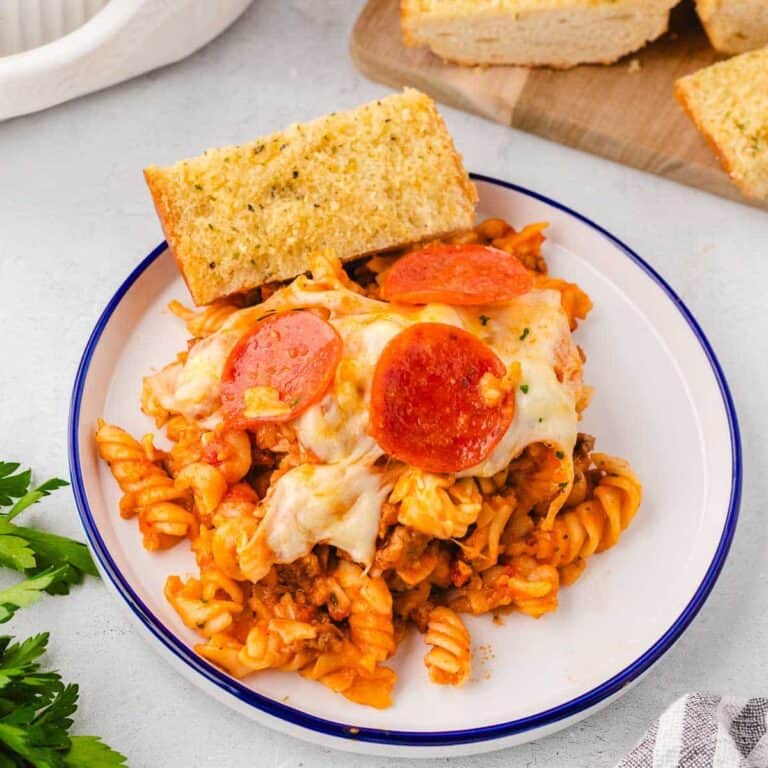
(351, 0, 767, 212)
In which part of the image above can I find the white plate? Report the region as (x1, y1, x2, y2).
(68, 175, 741, 758)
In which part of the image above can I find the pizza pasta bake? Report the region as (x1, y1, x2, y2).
(96, 91, 641, 709)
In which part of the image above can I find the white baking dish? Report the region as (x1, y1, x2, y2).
(0, 0, 253, 120)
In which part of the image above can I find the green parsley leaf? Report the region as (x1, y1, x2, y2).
(555, 450, 565, 460)
(0, 566, 71, 624)
(519, 327, 530, 341)
(0, 521, 97, 581)
(0, 633, 51, 688)
(7, 477, 69, 522)
(0, 719, 64, 766)
(0, 465, 31, 508)
(0, 465, 122, 763)
(0, 465, 96, 588)
(64, 736, 128, 767)
(0, 634, 127, 766)
(23, 683, 79, 755)
(0, 536, 37, 572)
(520, 384, 529, 394)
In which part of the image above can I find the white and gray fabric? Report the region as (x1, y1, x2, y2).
(617, 695, 768, 768)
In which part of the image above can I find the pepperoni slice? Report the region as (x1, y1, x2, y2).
(221, 311, 342, 427)
(370, 323, 515, 473)
(380, 244, 534, 306)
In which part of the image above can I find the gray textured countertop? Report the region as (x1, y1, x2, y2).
(0, 2, 765, 766)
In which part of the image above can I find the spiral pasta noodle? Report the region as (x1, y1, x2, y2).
(424, 606, 471, 686)
(450, 556, 560, 619)
(163, 417, 204, 474)
(301, 641, 397, 709)
(169, 299, 240, 338)
(174, 462, 228, 518)
(461, 492, 517, 572)
(335, 561, 396, 668)
(238, 619, 320, 673)
(507, 452, 642, 586)
(165, 573, 244, 637)
(390, 469, 482, 539)
(200, 429, 252, 483)
(95, 420, 195, 550)
(197, 591, 328, 677)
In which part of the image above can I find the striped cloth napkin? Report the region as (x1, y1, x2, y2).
(617, 695, 768, 767)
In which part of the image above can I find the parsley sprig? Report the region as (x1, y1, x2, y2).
(0, 633, 126, 766)
(0, 464, 97, 622)
(0, 462, 126, 766)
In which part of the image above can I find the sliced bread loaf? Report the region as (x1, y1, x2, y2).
(676, 48, 768, 199)
(145, 89, 478, 306)
(696, 0, 768, 54)
(401, 0, 680, 68)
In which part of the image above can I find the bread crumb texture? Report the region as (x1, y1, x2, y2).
(406, 0, 642, 11)
(695, 0, 768, 55)
(144, 89, 477, 305)
(401, 0, 679, 68)
(676, 49, 768, 200)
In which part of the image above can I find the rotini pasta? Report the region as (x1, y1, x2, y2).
(424, 606, 471, 686)
(460, 492, 517, 571)
(301, 641, 396, 709)
(169, 299, 240, 338)
(95, 420, 195, 550)
(449, 557, 561, 619)
(165, 573, 244, 637)
(334, 560, 395, 668)
(506, 452, 642, 586)
(390, 469, 482, 539)
(96, 217, 642, 707)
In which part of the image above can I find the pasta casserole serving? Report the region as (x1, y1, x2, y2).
(95, 92, 641, 709)
(96, 219, 641, 708)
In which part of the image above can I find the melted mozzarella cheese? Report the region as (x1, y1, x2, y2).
(460, 359, 577, 477)
(154, 259, 585, 567)
(260, 462, 389, 567)
(295, 313, 406, 464)
(456, 290, 582, 477)
(145, 331, 239, 425)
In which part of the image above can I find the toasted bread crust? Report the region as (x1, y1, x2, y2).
(676, 50, 768, 200)
(144, 90, 477, 306)
(695, 0, 768, 54)
(674, 80, 738, 190)
(144, 167, 196, 302)
(400, 0, 677, 69)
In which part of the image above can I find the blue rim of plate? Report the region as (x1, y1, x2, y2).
(68, 173, 742, 748)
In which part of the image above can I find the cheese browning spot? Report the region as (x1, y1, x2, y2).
(478, 362, 521, 408)
(243, 386, 293, 419)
